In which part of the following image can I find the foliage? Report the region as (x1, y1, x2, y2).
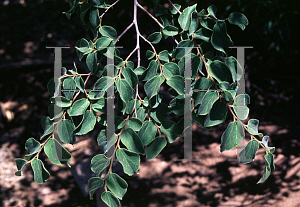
(15, 0, 275, 206)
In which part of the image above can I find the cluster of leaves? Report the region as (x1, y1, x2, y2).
(15, 0, 275, 206)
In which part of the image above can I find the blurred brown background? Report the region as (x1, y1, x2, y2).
(0, 0, 299, 206)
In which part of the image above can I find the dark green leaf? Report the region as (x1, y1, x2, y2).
(170, 3, 181, 14)
(247, 119, 262, 136)
(57, 119, 76, 144)
(200, 17, 216, 30)
(25, 138, 41, 155)
(116, 78, 134, 103)
(40, 116, 54, 140)
(121, 67, 138, 89)
(154, 4, 165, 16)
(47, 78, 59, 98)
(172, 40, 194, 60)
(96, 36, 113, 49)
(97, 130, 118, 153)
(208, 60, 232, 83)
(75, 76, 85, 91)
(89, 76, 114, 100)
(166, 75, 185, 95)
(169, 98, 184, 115)
(162, 25, 179, 36)
(31, 159, 50, 184)
(178, 4, 197, 31)
(99, 26, 118, 41)
(88, 177, 104, 200)
(89, 8, 100, 28)
(211, 21, 233, 55)
(116, 148, 140, 176)
(15, 158, 27, 176)
(220, 121, 244, 152)
(225, 56, 243, 82)
(160, 120, 181, 143)
(86, 52, 98, 74)
(158, 50, 169, 62)
(144, 75, 164, 99)
(125, 100, 141, 115)
(63, 77, 76, 100)
(107, 173, 128, 200)
(138, 121, 157, 145)
(55, 96, 72, 108)
(68, 98, 90, 116)
(149, 102, 170, 123)
(193, 77, 213, 106)
(257, 153, 275, 184)
(193, 28, 212, 42)
(197, 91, 219, 115)
(73, 110, 96, 135)
(228, 12, 248, 30)
(207, 5, 217, 19)
(90, 154, 110, 176)
(146, 137, 166, 160)
(141, 60, 159, 81)
(204, 101, 227, 127)
(91, 98, 105, 113)
(238, 139, 259, 164)
(126, 118, 143, 131)
(101, 191, 120, 207)
(188, 16, 199, 35)
(121, 128, 145, 154)
(146, 50, 155, 60)
(136, 107, 147, 122)
(162, 62, 180, 80)
(44, 138, 72, 165)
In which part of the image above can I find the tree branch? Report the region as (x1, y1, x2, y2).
(114, 22, 134, 44)
(168, 0, 181, 14)
(100, 0, 120, 19)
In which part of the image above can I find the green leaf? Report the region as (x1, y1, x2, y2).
(247, 119, 263, 136)
(136, 107, 147, 122)
(40, 116, 54, 140)
(25, 138, 41, 155)
(86, 52, 98, 74)
(178, 53, 202, 78)
(228, 12, 248, 30)
(160, 13, 173, 27)
(47, 78, 59, 98)
(101, 191, 120, 207)
(211, 21, 233, 55)
(63, 77, 76, 100)
(158, 50, 169, 62)
(146, 50, 155, 60)
(257, 153, 275, 184)
(96, 36, 113, 49)
(188, 16, 199, 35)
(121, 67, 138, 89)
(170, 3, 181, 15)
(208, 60, 232, 83)
(97, 130, 118, 153)
(207, 5, 217, 19)
(15, 158, 27, 176)
(146, 137, 166, 160)
(193, 77, 213, 107)
(75, 76, 85, 91)
(169, 98, 184, 115)
(154, 4, 165, 16)
(149, 103, 170, 123)
(31, 159, 50, 184)
(138, 121, 157, 145)
(44, 138, 72, 165)
(160, 120, 181, 143)
(73, 110, 96, 135)
(55, 96, 72, 108)
(126, 61, 134, 69)
(141, 60, 159, 81)
(233, 94, 250, 120)
(147, 32, 162, 44)
(126, 118, 143, 131)
(172, 39, 194, 60)
(89, 76, 114, 100)
(166, 75, 185, 95)
(115, 116, 125, 130)
(204, 101, 227, 127)
(125, 100, 141, 115)
(91, 98, 106, 113)
(262, 136, 275, 154)
(116, 78, 134, 103)
(238, 139, 259, 164)
(178, 4, 197, 31)
(162, 25, 179, 36)
(68, 98, 90, 116)
(144, 75, 164, 99)
(57, 119, 76, 144)
(107, 173, 128, 200)
(90, 154, 110, 176)
(225, 56, 243, 82)
(220, 121, 244, 152)
(88, 177, 104, 200)
(89, 7, 100, 28)
(121, 128, 145, 154)
(63, 0, 79, 19)
(197, 91, 219, 115)
(200, 17, 216, 30)
(99, 26, 118, 41)
(193, 28, 212, 42)
(116, 148, 140, 176)
(162, 62, 180, 79)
